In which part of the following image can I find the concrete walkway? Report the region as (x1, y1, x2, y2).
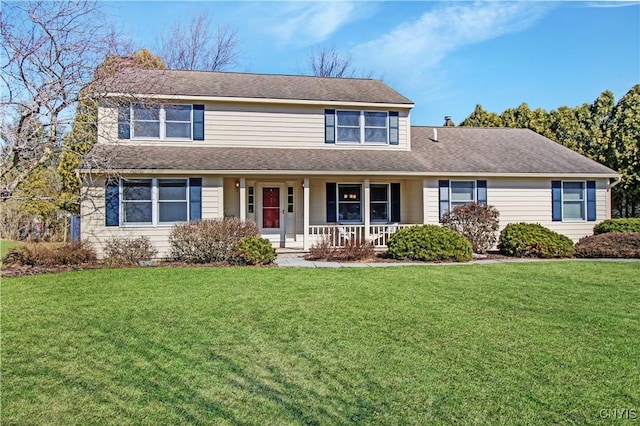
(274, 251, 640, 268)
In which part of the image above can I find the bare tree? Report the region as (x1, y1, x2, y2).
(0, 0, 123, 200)
(308, 46, 355, 78)
(157, 11, 241, 71)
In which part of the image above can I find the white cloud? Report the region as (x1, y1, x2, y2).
(585, 2, 640, 8)
(266, 1, 364, 48)
(351, 2, 552, 84)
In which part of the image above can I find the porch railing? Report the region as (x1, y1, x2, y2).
(307, 224, 414, 248)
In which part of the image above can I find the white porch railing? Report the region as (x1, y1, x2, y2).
(308, 224, 414, 248)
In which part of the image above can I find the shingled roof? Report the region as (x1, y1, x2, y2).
(82, 127, 617, 176)
(102, 69, 414, 105)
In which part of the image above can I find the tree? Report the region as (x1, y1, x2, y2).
(157, 11, 240, 71)
(459, 105, 502, 127)
(57, 49, 166, 214)
(307, 46, 357, 78)
(0, 0, 118, 201)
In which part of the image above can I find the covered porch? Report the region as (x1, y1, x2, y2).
(222, 175, 426, 250)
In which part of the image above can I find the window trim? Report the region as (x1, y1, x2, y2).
(337, 183, 363, 223)
(449, 180, 477, 211)
(370, 183, 390, 223)
(561, 180, 587, 222)
(130, 103, 194, 141)
(119, 178, 191, 226)
(335, 110, 390, 145)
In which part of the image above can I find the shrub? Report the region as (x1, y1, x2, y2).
(386, 225, 473, 262)
(306, 237, 375, 262)
(575, 233, 640, 258)
(2, 241, 96, 266)
(103, 236, 158, 267)
(593, 218, 640, 235)
(498, 223, 574, 258)
(236, 237, 277, 265)
(442, 203, 500, 253)
(169, 218, 259, 264)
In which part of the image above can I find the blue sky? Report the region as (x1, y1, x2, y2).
(106, 1, 640, 126)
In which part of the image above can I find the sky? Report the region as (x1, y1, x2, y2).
(105, 1, 640, 126)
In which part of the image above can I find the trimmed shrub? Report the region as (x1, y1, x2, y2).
(169, 218, 259, 263)
(593, 218, 640, 235)
(236, 237, 277, 265)
(2, 241, 96, 266)
(498, 223, 574, 258)
(306, 237, 375, 262)
(442, 203, 500, 253)
(575, 233, 640, 258)
(103, 236, 158, 267)
(386, 225, 473, 262)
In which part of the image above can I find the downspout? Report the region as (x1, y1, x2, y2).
(608, 175, 622, 218)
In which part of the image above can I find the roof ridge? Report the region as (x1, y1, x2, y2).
(134, 67, 379, 82)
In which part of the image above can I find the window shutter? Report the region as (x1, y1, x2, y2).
(552, 180, 562, 221)
(325, 109, 335, 144)
(477, 180, 487, 204)
(389, 111, 399, 145)
(390, 183, 401, 222)
(326, 182, 336, 222)
(439, 180, 450, 222)
(193, 105, 204, 141)
(587, 180, 596, 221)
(189, 178, 202, 221)
(105, 178, 120, 226)
(118, 107, 130, 139)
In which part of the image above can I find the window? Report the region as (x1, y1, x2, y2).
(247, 186, 254, 214)
(131, 104, 193, 140)
(336, 111, 389, 144)
(338, 184, 362, 222)
(287, 187, 294, 213)
(158, 179, 188, 223)
(370, 184, 389, 222)
(562, 181, 586, 220)
(450, 181, 476, 209)
(122, 179, 153, 224)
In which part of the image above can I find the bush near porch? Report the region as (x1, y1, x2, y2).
(498, 223, 574, 258)
(386, 224, 473, 262)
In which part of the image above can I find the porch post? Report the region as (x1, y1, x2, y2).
(364, 178, 370, 240)
(423, 178, 429, 224)
(239, 177, 246, 221)
(303, 178, 310, 250)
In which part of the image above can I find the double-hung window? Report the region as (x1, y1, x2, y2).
(158, 179, 188, 223)
(562, 181, 586, 221)
(122, 179, 153, 224)
(131, 104, 193, 140)
(336, 111, 388, 144)
(450, 181, 476, 209)
(370, 184, 389, 222)
(338, 184, 362, 222)
(120, 178, 189, 225)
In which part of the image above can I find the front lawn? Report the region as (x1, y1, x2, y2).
(2, 262, 639, 424)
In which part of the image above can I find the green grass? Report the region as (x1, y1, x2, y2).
(0, 239, 21, 259)
(2, 263, 639, 425)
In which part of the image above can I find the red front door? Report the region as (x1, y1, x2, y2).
(262, 187, 280, 228)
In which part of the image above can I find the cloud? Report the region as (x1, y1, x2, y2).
(585, 1, 640, 8)
(351, 2, 552, 84)
(266, 1, 365, 48)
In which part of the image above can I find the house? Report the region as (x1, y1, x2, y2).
(80, 69, 619, 258)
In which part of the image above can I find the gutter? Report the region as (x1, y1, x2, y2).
(608, 175, 622, 190)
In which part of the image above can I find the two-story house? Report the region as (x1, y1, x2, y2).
(80, 69, 619, 258)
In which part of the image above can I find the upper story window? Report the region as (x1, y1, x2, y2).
(325, 109, 399, 145)
(119, 104, 204, 141)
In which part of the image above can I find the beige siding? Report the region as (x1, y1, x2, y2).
(98, 102, 411, 150)
(423, 177, 611, 242)
(81, 175, 222, 259)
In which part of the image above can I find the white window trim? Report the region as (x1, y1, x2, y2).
(337, 182, 363, 223)
(120, 178, 190, 227)
(335, 110, 389, 145)
(449, 180, 476, 211)
(370, 183, 390, 223)
(131, 104, 193, 141)
(561, 180, 587, 222)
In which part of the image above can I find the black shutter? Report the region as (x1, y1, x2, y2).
(325, 109, 335, 144)
(105, 178, 119, 226)
(189, 178, 202, 221)
(118, 107, 130, 139)
(193, 105, 204, 140)
(439, 180, 449, 222)
(477, 180, 487, 204)
(326, 182, 336, 222)
(390, 183, 400, 222)
(587, 181, 596, 221)
(389, 111, 399, 145)
(552, 180, 562, 221)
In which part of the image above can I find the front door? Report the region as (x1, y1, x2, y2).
(262, 187, 280, 229)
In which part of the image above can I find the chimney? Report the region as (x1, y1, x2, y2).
(444, 116, 452, 126)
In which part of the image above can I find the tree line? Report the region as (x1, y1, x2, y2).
(459, 87, 640, 218)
